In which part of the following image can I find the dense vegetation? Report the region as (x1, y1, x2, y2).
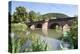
(61, 17, 78, 49)
(70, 17, 78, 49)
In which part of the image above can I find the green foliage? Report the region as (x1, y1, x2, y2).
(36, 12, 43, 21)
(61, 17, 78, 49)
(11, 34, 28, 53)
(31, 39, 47, 51)
(12, 6, 70, 23)
(11, 23, 27, 32)
(11, 23, 28, 40)
(23, 32, 48, 52)
(10, 32, 47, 53)
(70, 18, 78, 49)
(10, 22, 28, 53)
(12, 6, 28, 23)
(29, 11, 37, 22)
(25, 38, 48, 52)
(62, 31, 74, 49)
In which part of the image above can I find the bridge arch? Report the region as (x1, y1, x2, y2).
(49, 23, 60, 29)
(35, 23, 42, 28)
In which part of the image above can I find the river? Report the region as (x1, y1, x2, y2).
(11, 28, 71, 52)
(20, 28, 70, 51)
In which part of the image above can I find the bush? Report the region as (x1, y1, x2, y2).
(61, 18, 78, 49)
(9, 23, 28, 53)
(70, 18, 78, 49)
(11, 23, 27, 32)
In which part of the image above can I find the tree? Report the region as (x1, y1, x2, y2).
(12, 6, 28, 23)
(36, 12, 43, 21)
(70, 16, 78, 49)
(29, 11, 37, 22)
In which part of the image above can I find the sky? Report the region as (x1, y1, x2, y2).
(10, 1, 78, 17)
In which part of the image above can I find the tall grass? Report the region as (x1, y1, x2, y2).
(24, 32, 48, 52)
(9, 23, 48, 53)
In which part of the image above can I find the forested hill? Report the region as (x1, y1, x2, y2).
(42, 13, 69, 19)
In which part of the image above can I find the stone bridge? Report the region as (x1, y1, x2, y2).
(26, 17, 76, 29)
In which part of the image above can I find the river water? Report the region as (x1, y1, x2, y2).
(28, 28, 63, 39)
(11, 28, 71, 52)
(20, 28, 70, 51)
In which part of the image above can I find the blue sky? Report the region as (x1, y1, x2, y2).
(10, 1, 78, 17)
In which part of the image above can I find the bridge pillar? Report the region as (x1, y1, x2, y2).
(30, 24, 35, 30)
(42, 19, 49, 36)
(63, 24, 70, 37)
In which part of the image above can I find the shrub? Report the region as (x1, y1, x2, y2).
(9, 23, 28, 53)
(11, 23, 27, 32)
(70, 18, 78, 49)
(11, 23, 28, 37)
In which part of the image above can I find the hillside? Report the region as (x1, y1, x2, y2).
(42, 13, 69, 19)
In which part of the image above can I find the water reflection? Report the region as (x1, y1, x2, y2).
(29, 28, 71, 50)
(27, 28, 63, 50)
(42, 29, 48, 36)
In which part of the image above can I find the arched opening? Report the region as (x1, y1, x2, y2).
(49, 23, 60, 29)
(28, 24, 32, 28)
(36, 23, 42, 28)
